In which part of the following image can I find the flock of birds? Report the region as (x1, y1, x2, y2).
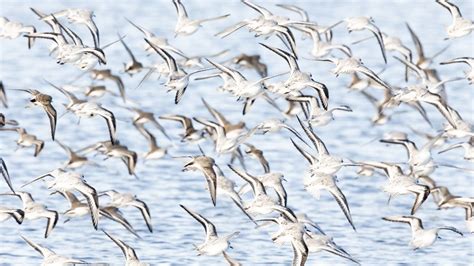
(0, 0, 473, 265)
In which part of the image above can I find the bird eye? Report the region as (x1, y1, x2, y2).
(30, 99, 36, 102)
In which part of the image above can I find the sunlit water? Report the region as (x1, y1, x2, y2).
(1, 0, 473, 265)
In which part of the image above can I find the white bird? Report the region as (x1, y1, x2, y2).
(22, 168, 100, 230)
(332, 16, 386, 63)
(359, 161, 430, 215)
(438, 137, 474, 161)
(1, 191, 58, 238)
(0, 16, 36, 48)
(0, 206, 24, 224)
(182, 154, 218, 206)
(440, 57, 474, 84)
(103, 230, 148, 266)
(261, 43, 329, 110)
(21, 235, 85, 266)
(41, 8, 100, 47)
(382, 215, 463, 249)
(99, 189, 153, 233)
(288, 95, 352, 127)
(172, 0, 230, 37)
(180, 204, 239, 256)
(239, 172, 287, 206)
(436, 0, 474, 39)
(0, 127, 45, 157)
(304, 232, 359, 264)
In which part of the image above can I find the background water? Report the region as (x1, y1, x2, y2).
(0, 0, 473, 265)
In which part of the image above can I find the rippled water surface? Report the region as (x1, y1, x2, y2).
(1, 0, 473, 265)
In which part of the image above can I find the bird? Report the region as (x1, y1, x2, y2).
(22, 168, 100, 230)
(172, 0, 230, 37)
(118, 34, 144, 76)
(436, 0, 474, 39)
(288, 95, 352, 127)
(304, 232, 359, 264)
(103, 230, 148, 265)
(20, 235, 86, 265)
(159, 114, 206, 143)
(0, 127, 45, 157)
(99, 189, 153, 233)
(243, 143, 270, 173)
(182, 154, 218, 206)
(0, 16, 36, 48)
(438, 137, 474, 161)
(382, 215, 463, 249)
(1, 157, 14, 192)
(55, 140, 93, 169)
(40, 8, 100, 47)
(180, 204, 239, 256)
(260, 43, 329, 110)
(89, 69, 126, 102)
(440, 57, 474, 84)
(13, 89, 57, 140)
(0, 81, 8, 107)
(238, 171, 287, 206)
(0, 206, 24, 224)
(68, 102, 117, 144)
(331, 16, 387, 63)
(1, 191, 58, 238)
(358, 161, 430, 215)
(230, 53, 268, 77)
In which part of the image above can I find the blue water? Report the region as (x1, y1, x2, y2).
(1, 0, 473, 265)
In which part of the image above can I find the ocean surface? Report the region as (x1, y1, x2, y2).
(0, 0, 473, 265)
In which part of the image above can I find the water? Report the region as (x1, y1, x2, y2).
(1, 0, 473, 265)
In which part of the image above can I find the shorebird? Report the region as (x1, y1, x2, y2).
(382, 215, 463, 249)
(13, 89, 57, 140)
(126, 106, 170, 140)
(0, 16, 36, 48)
(228, 165, 295, 218)
(230, 53, 268, 77)
(260, 43, 329, 110)
(331, 16, 387, 63)
(90, 69, 126, 102)
(55, 140, 92, 169)
(436, 0, 474, 39)
(119, 34, 144, 76)
(440, 57, 474, 84)
(182, 154, 218, 206)
(0, 127, 45, 157)
(135, 126, 168, 160)
(180, 204, 239, 256)
(159, 114, 206, 143)
(99, 189, 152, 233)
(201, 98, 246, 135)
(103, 230, 148, 265)
(59, 191, 140, 237)
(194, 117, 257, 156)
(358, 161, 430, 214)
(243, 143, 270, 173)
(430, 186, 474, 210)
(288, 95, 352, 127)
(40, 8, 100, 47)
(22, 168, 100, 229)
(238, 171, 287, 206)
(405, 23, 449, 70)
(304, 232, 359, 264)
(1, 158, 14, 192)
(145, 38, 210, 104)
(1, 191, 58, 238)
(438, 137, 474, 161)
(0, 81, 7, 107)
(256, 118, 307, 144)
(0, 206, 24, 224)
(21, 235, 85, 265)
(69, 102, 117, 144)
(126, 18, 185, 56)
(81, 140, 138, 176)
(380, 135, 440, 178)
(172, 0, 230, 36)
(316, 57, 391, 91)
